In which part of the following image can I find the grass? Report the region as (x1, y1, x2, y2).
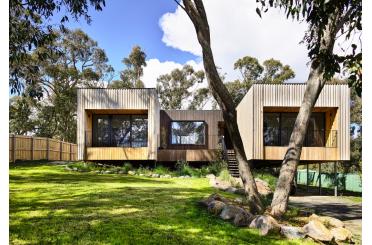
(9, 162, 316, 245)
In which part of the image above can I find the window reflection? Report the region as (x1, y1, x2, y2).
(93, 115, 148, 147)
(171, 121, 206, 145)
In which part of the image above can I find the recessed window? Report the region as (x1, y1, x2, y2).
(92, 115, 148, 147)
(263, 112, 326, 147)
(171, 121, 206, 145)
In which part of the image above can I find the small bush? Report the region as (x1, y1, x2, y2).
(121, 162, 133, 173)
(153, 165, 172, 175)
(136, 166, 152, 175)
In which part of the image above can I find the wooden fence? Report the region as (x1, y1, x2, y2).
(9, 135, 77, 162)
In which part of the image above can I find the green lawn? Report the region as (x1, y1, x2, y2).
(10, 162, 314, 245)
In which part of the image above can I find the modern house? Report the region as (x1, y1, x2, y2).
(77, 84, 350, 168)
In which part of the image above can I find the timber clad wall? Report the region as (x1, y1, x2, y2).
(77, 89, 160, 160)
(9, 135, 77, 162)
(157, 110, 223, 162)
(237, 84, 350, 161)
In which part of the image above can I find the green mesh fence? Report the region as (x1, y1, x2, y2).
(297, 170, 362, 193)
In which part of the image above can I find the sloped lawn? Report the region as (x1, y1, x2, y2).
(10, 162, 314, 244)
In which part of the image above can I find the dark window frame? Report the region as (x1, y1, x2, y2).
(169, 120, 207, 146)
(92, 114, 148, 147)
(263, 112, 326, 147)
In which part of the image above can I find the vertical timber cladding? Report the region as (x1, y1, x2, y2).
(247, 84, 350, 161)
(159, 110, 223, 162)
(77, 89, 161, 160)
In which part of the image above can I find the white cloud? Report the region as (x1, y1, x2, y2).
(159, 0, 310, 83)
(142, 58, 204, 88)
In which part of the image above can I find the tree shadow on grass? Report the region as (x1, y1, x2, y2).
(10, 185, 304, 245)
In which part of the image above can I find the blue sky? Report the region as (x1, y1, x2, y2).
(47, 0, 314, 88)
(50, 0, 198, 80)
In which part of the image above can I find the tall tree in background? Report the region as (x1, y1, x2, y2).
(156, 65, 205, 109)
(9, 29, 113, 142)
(176, 0, 264, 213)
(9, 0, 106, 95)
(256, 0, 362, 217)
(9, 96, 35, 135)
(108, 46, 147, 88)
(226, 56, 295, 105)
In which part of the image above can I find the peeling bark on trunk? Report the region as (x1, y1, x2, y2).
(270, 11, 343, 218)
(180, 0, 263, 213)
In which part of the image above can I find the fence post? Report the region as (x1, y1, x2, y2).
(318, 163, 322, 195)
(46, 138, 49, 160)
(60, 141, 63, 161)
(31, 137, 34, 161)
(70, 143, 72, 161)
(12, 135, 16, 163)
(306, 163, 309, 192)
(334, 162, 338, 197)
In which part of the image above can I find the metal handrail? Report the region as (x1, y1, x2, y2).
(263, 128, 337, 148)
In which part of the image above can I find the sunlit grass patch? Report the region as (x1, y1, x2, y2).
(10, 162, 314, 245)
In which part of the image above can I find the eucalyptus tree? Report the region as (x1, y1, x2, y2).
(255, 0, 362, 217)
(174, 0, 264, 213)
(156, 64, 205, 109)
(10, 0, 106, 95)
(227, 56, 295, 105)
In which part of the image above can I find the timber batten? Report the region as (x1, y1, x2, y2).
(77, 84, 350, 163)
(237, 84, 350, 161)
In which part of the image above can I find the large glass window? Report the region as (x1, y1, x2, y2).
(92, 115, 148, 147)
(171, 121, 206, 145)
(263, 112, 325, 146)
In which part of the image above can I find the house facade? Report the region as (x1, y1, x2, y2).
(77, 84, 350, 165)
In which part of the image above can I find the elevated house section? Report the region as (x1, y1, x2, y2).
(77, 88, 160, 161)
(236, 84, 350, 163)
(157, 110, 223, 162)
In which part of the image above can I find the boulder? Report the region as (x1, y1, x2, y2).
(199, 193, 228, 207)
(128, 171, 136, 176)
(254, 178, 272, 196)
(330, 227, 352, 242)
(139, 173, 145, 176)
(303, 220, 333, 242)
(309, 214, 345, 229)
(207, 200, 226, 215)
(103, 170, 113, 174)
(234, 188, 246, 195)
(249, 215, 280, 236)
(206, 174, 216, 179)
(280, 226, 306, 239)
(151, 173, 160, 178)
(220, 205, 245, 220)
(233, 210, 254, 227)
(163, 174, 172, 178)
(226, 187, 237, 194)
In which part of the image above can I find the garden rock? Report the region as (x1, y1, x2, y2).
(233, 210, 254, 227)
(280, 226, 306, 239)
(163, 174, 172, 178)
(206, 174, 216, 179)
(73, 167, 78, 171)
(254, 178, 272, 196)
(199, 193, 230, 207)
(234, 188, 245, 195)
(151, 173, 160, 178)
(249, 215, 280, 236)
(309, 214, 345, 228)
(303, 220, 333, 242)
(330, 227, 352, 242)
(207, 200, 226, 215)
(104, 170, 113, 174)
(226, 187, 237, 194)
(118, 171, 125, 174)
(128, 171, 136, 175)
(220, 205, 245, 221)
(139, 174, 145, 176)
(65, 166, 72, 171)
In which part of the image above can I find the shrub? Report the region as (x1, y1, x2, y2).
(136, 166, 152, 175)
(153, 165, 172, 175)
(121, 162, 133, 173)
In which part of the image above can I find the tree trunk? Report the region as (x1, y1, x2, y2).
(181, 0, 263, 213)
(270, 10, 343, 217)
